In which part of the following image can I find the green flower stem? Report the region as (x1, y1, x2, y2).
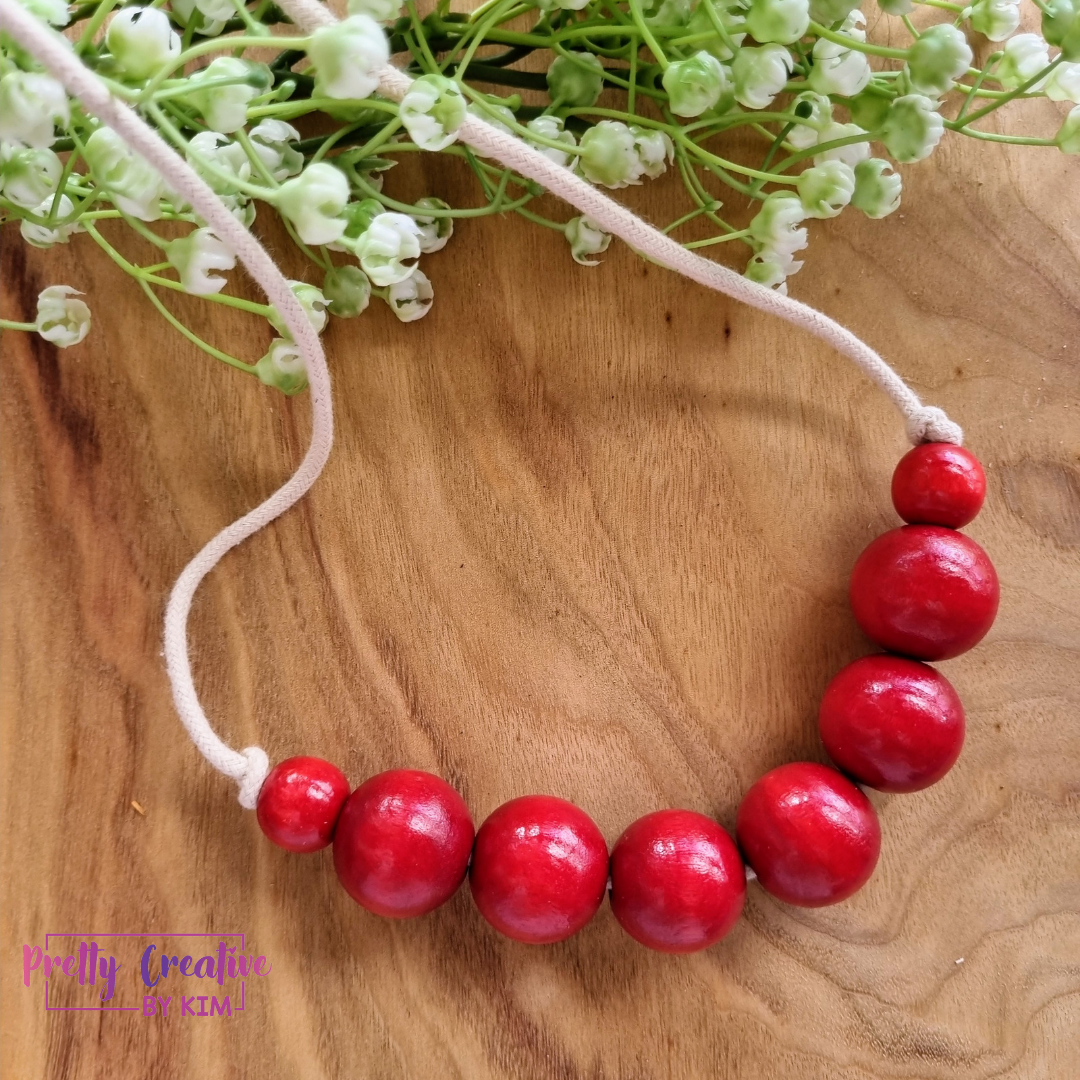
(75, 0, 119, 55)
(406, 1, 441, 72)
(955, 54, 1001, 122)
(455, 0, 524, 82)
(350, 167, 535, 216)
(916, 0, 964, 10)
(0, 319, 38, 332)
(954, 56, 1065, 128)
(769, 130, 876, 175)
(628, 31, 638, 113)
(684, 228, 751, 249)
(808, 22, 910, 59)
(247, 98, 399, 121)
(942, 127, 1056, 145)
(551, 43, 667, 101)
(698, 0, 739, 56)
(675, 150, 740, 229)
(233, 129, 281, 186)
(122, 214, 170, 250)
(459, 83, 584, 156)
(627, 0, 670, 69)
(278, 215, 333, 270)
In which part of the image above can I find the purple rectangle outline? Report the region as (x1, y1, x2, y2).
(42, 933, 247, 1013)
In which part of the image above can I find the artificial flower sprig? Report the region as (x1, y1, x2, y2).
(1, 0, 1076, 392)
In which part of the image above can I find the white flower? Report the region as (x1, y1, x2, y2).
(20, 0, 70, 26)
(1058, 104, 1080, 153)
(322, 265, 371, 317)
(0, 72, 70, 149)
(269, 281, 329, 337)
(966, 0, 1021, 42)
(578, 120, 644, 187)
(170, 0, 226, 37)
(385, 268, 433, 322)
(276, 163, 350, 246)
(904, 23, 973, 97)
(347, 0, 402, 22)
(745, 0, 810, 45)
(797, 160, 855, 218)
(186, 58, 269, 134)
(546, 52, 605, 108)
(1045, 61, 1080, 102)
(20, 195, 83, 248)
(879, 94, 945, 162)
(786, 91, 833, 149)
(353, 212, 422, 285)
(399, 74, 467, 151)
(662, 50, 729, 117)
(105, 7, 180, 81)
(851, 157, 902, 218)
(185, 130, 252, 194)
(526, 115, 577, 167)
(564, 216, 612, 265)
(84, 126, 167, 220)
(813, 121, 871, 168)
(166, 228, 236, 296)
(994, 33, 1051, 89)
(249, 119, 303, 180)
(35, 286, 90, 348)
(256, 339, 307, 394)
(745, 249, 802, 294)
(306, 15, 389, 101)
(0, 144, 61, 208)
(749, 192, 808, 261)
(412, 197, 454, 254)
(632, 125, 673, 179)
(732, 44, 794, 110)
(808, 19, 871, 97)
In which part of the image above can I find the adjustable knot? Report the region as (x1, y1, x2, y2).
(236, 746, 270, 809)
(905, 405, 963, 447)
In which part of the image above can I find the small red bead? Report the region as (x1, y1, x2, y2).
(819, 655, 965, 793)
(736, 763, 880, 907)
(850, 525, 999, 661)
(610, 810, 745, 953)
(333, 769, 474, 919)
(470, 796, 608, 945)
(256, 756, 350, 853)
(892, 443, 986, 528)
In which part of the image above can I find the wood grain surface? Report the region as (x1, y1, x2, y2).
(2, 98, 1079, 1080)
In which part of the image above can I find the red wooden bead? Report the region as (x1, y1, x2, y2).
(469, 795, 608, 945)
(256, 756, 350, 853)
(333, 769, 474, 919)
(892, 443, 986, 528)
(850, 525, 999, 661)
(610, 810, 746, 953)
(736, 763, 880, 907)
(819, 655, 965, 793)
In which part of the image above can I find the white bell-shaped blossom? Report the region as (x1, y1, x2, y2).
(809, 17, 871, 97)
(745, 249, 803, 293)
(878, 94, 945, 162)
(1044, 61, 1080, 102)
(386, 268, 433, 322)
(578, 120, 645, 188)
(185, 130, 252, 195)
(966, 0, 1021, 41)
(106, 7, 181, 82)
(306, 15, 389, 101)
(813, 121, 871, 168)
(166, 228, 236, 296)
(20, 195, 83, 248)
(170, 0, 228, 37)
(748, 191, 808, 260)
(84, 126, 167, 221)
(662, 51, 729, 117)
(21, 0, 70, 25)
(732, 44, 794, 110)
(994, 33, 1051, 89)
(412, 197, 454, 254)
(904, 23, 973, 97)
(186, 58, 270, 134)
(526, 115, 577, 167)
(0, 144, 61, 208)
(0, 71, 70, 149)
(256, 339, 308, 394)
(276, 163, 350, 246)
(745, 0, 809, 45)
(564, 216, 612, 265)
(352, 212, 422, 285)
(851, 157, 902, 218)
(322, 265, 371, 317)
(632, 125, 673, 179)
(249, 120, 304, 180)
(786, 91, 833, 150)
(399, 74, 467, 151)
(35, 286, 91, 348)
(797, 159, 855, 218)
(269, 281, 329, 337)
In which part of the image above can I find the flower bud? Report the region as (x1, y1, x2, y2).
(994, 33, 1050, 89)
(966, 0, 1021, 42)
(850, 157, 902, 217)
(307, 14, 389, 101)
(809, 14, 871, 96)
(797, 159, 855, 218)
(546, 52, 604, 107)
(0, 144, 60, 208)
(256, 339, 307, 395)
(526, 115, 577, 167)
(332, 198, 385, 251)
(186, 57, 270, 134)
(1044, 61, 1080, 102)
(347, 0, 402, 22)
(732, 44, 794, 109)
(879, 94, 944, 162)
(808, 0, 860, 23)
(322, 265, 371, 317)
(564, 215, 612, 265)
(744, 250, 801, 293)
(105, 7, 180, 82)
(662, 50, 729, 117)
(186, 130, 251, 194)
(84, 126, 167, 220)
(35, 285, 90, 348)
(399, 74, 466, 151)
(276, 163, 350, 246)
(847, 88, 891, 130)
(812, 121, 870, 168)
(748, 191, 808, 259)
(352, 212, 422, 285)
(385, 268, 433, 322)
(745, 0, 810, 44)
(0, 71, 69, 149)
(166, 227, 236, 296)
(1057, 104, 1080, 152)
(249, 119, 304, 180)
(412, 196, 453, 254)
(1042, 0, 1080, 62)
(269, 281, 329, 337)
(904, 23, 973, 97)
(632, 125, 673, 179)
(787, 90, 832, 149)
(578, 120, 644, 188)
(20, 195, 83, 248)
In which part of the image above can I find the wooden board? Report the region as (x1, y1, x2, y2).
(2, 108, 1079, 1079)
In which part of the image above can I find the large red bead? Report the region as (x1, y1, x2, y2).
(736, 763, 880, 907)
(256, 756, 350, 853)
(469, 795, 609, 944)
(333, 769, 474, 918)
(819, 655, 965, 792)
(849, 525, 999, 661)
(610, 810, 746, 953)
(892, 443, 986, 528)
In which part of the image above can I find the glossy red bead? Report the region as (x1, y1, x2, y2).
(333, 769, 474, 919)
(819, 655, 965, 793)
(610, 810, 746, 953)
(736, 763, 880, 907)
(256, 756, 350, 853)
(469, 795, 608, 944)
(850, 525, 999, 661)
(892, 443, 986, 528)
